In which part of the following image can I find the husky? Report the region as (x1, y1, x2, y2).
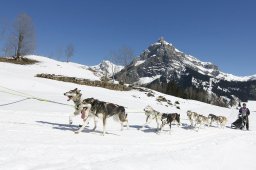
(217, 116, 228, 128)
(208, 114, 219, 126)
(78, 97, 129, 135)
(187, 110, 198, 127)
(64, 88, 96, 128)
(140, 105, 163, 131)
(159, 113, 180, 134)
(194, 114, 209, 131)
(208, 114, 227, 128)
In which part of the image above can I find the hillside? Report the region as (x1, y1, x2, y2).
(0, 55, 256, 170)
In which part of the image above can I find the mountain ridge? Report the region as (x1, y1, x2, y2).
(114, 38, 256, 104)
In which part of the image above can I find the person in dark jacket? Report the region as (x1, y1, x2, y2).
(239, 103, 250, 130)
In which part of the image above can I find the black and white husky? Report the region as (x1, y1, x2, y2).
(159, 113, 180, 134)
(140, 105, 163, 131)
(64, 88, 129, 135)
(79, 97, 129, 135)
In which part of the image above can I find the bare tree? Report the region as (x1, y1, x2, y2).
(6, 13, 35, 60)
(117, 46, 134, 66)
(65, 44, 74, 62)
(0, 19, 7, 41)
(109, 46, 135, 83)
(119, 47, 134, 83)
(109, 47, 134, 65)
(108, 50, 119, 82)
(54, 47, 64, 61)
(0, 18, 8, 56)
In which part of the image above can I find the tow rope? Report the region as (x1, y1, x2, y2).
(0, 97, 32, 106)
(0, 85, 73, 107)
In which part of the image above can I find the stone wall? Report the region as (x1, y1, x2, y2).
(35, 73, 131, 91)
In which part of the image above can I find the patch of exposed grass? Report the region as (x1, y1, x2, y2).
(0, 57, 39, 65)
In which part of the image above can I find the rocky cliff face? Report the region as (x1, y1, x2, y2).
(115, 38, 256, 104)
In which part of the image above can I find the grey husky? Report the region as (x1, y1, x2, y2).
(208, 114, 227, 128)
(194, 114, 209, 131)
(140, 105, 163, 131)
(187, 110, 199, 127)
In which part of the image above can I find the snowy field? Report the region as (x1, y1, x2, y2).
(0, 56, 256, 170)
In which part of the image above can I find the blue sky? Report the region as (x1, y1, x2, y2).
(0, 0, 255, 76)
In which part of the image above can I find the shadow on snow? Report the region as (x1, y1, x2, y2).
(36, 120, 120, 136)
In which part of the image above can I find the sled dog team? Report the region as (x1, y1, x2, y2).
(187, 111, 228, 130)
(64, 88, 228, 135)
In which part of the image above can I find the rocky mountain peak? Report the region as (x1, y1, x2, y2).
(114, 38, 256, 103)
(157, 36, 172, 46)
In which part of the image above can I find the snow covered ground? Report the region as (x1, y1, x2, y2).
(0, 56, 256, 170)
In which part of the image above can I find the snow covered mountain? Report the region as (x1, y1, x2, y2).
(115, 38, 256, 103)
(89, 60, 123, 78)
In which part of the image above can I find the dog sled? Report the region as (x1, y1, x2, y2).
(231, 115, 247, 130)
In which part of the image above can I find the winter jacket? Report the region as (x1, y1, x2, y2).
(239, 107, 250, 117)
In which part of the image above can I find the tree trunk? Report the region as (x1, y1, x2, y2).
(15, 33, 24, 60)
